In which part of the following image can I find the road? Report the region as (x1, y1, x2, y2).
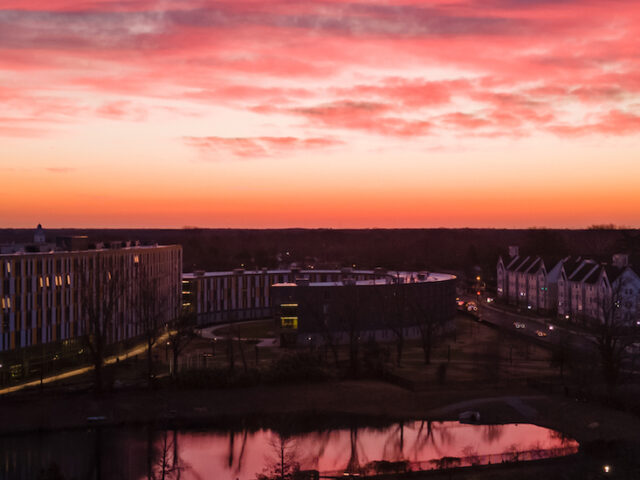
(461, 296, 597, 354)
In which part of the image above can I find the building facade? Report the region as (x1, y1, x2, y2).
(499, 247, 640, 326)
(0, 243, 182, 354)
(182, 267, 391, 324)
(270, 271, 457, 346)
(497, 247, 566, 314)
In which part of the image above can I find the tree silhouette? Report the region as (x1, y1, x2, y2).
(79, 255, 127, 392)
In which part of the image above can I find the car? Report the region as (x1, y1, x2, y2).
(513, 322, 525, 329)
(535, 330, 547, 337)
(456, 299, 466, 307)
(466, 302, 478, 312)
(485, 297, 494, 303)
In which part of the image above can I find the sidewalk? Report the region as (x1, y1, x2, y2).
(0, 331, 170, 396)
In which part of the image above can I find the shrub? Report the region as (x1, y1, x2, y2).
(174, 367, 260, 389)
(263, 351, 329, 384)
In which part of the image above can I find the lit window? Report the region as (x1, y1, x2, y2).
(46, 277, 50, 287)
(66, 274, 71, 285)
(134, 255, 139, 264)
(39, 277, 43, 288)
(5, 262, 10, 274)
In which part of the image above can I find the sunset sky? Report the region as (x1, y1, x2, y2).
(2, 0, 640, 228)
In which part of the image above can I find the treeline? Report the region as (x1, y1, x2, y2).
(2, 228, 640, 281)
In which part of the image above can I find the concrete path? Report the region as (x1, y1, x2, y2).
(428, 395, 545, 420)
(0, 331, 171, 396)
(198, 320, 279, 347)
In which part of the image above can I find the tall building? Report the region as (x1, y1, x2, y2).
(0, 242, 182, 356)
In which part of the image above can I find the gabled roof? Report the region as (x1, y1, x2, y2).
(516, 256, 539, 273)
(571, 262, 600, 283)
(564, 258, 588, 279)
(539, 256, 564, 272)
(505, 255, 523, 270)
(583, 265, 603, 284)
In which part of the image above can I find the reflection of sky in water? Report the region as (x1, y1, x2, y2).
(0, 421, 577, 480)
(163, 422, 578, 480)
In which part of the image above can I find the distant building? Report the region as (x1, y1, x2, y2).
(33, 224, 46, 243)
(499, 247, 640, 325)
(496, 246, 566, 314)
(271, 271, 457, 347)
(559, 256, 640, 325)
(182, 268, 457, 346)
(0, 224, 57, 254)
(182, 268, 392, 324)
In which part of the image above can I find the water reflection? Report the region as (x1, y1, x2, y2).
(0, 421, 578, 480)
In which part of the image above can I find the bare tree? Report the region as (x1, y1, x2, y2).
(256, 433, 300, 480)
(592, 281, 640, 393)
(378, 276, 407, 366)
(148, 428, 187, 480)
(134, 266, 168, 387)
(306, 300, 340, 367)
(334, 285, 364, 376)
(166, 311, 197, 378)
(79, 255, 127, 392)
(409, 287, 446, 365)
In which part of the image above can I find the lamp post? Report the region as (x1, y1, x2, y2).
(476, 276, 482, 321)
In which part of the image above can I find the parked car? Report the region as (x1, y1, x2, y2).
(535, 330, 547, 337)
(513, 322, 526, 329)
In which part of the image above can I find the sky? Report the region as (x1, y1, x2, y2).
(1, 0, 640, 228)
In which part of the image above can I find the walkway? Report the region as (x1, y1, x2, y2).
(0, 331, 171, 396)
(427, 395, 545, 420)
(199, 320, 279, 347)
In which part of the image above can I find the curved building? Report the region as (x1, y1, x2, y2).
(183, 268, 456, 346)
(271, 270, 457, 346)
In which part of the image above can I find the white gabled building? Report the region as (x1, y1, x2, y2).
(557, 254, 640, 326)
(497, 246, 566, 314)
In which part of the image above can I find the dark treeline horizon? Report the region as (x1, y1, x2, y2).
(1, 228, 639, 283)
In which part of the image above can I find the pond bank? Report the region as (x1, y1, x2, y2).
(1, 379, 639, 446)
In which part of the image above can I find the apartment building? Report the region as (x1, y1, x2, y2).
(0, 239, 182, 354)
(499, 247, 639, 325)
(496, 246, 566, 313)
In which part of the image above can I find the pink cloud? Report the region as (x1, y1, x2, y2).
(1, 0, 640, 140)
(46, 167, 76, 173)
(183, 135, 343, 159)
(96, 100, 147, 120)
(547, 110, 640, 137)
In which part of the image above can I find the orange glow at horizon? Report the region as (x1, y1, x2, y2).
(1, 0, 640, 228)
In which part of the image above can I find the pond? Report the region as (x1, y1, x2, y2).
(0, 420, 578, 479)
